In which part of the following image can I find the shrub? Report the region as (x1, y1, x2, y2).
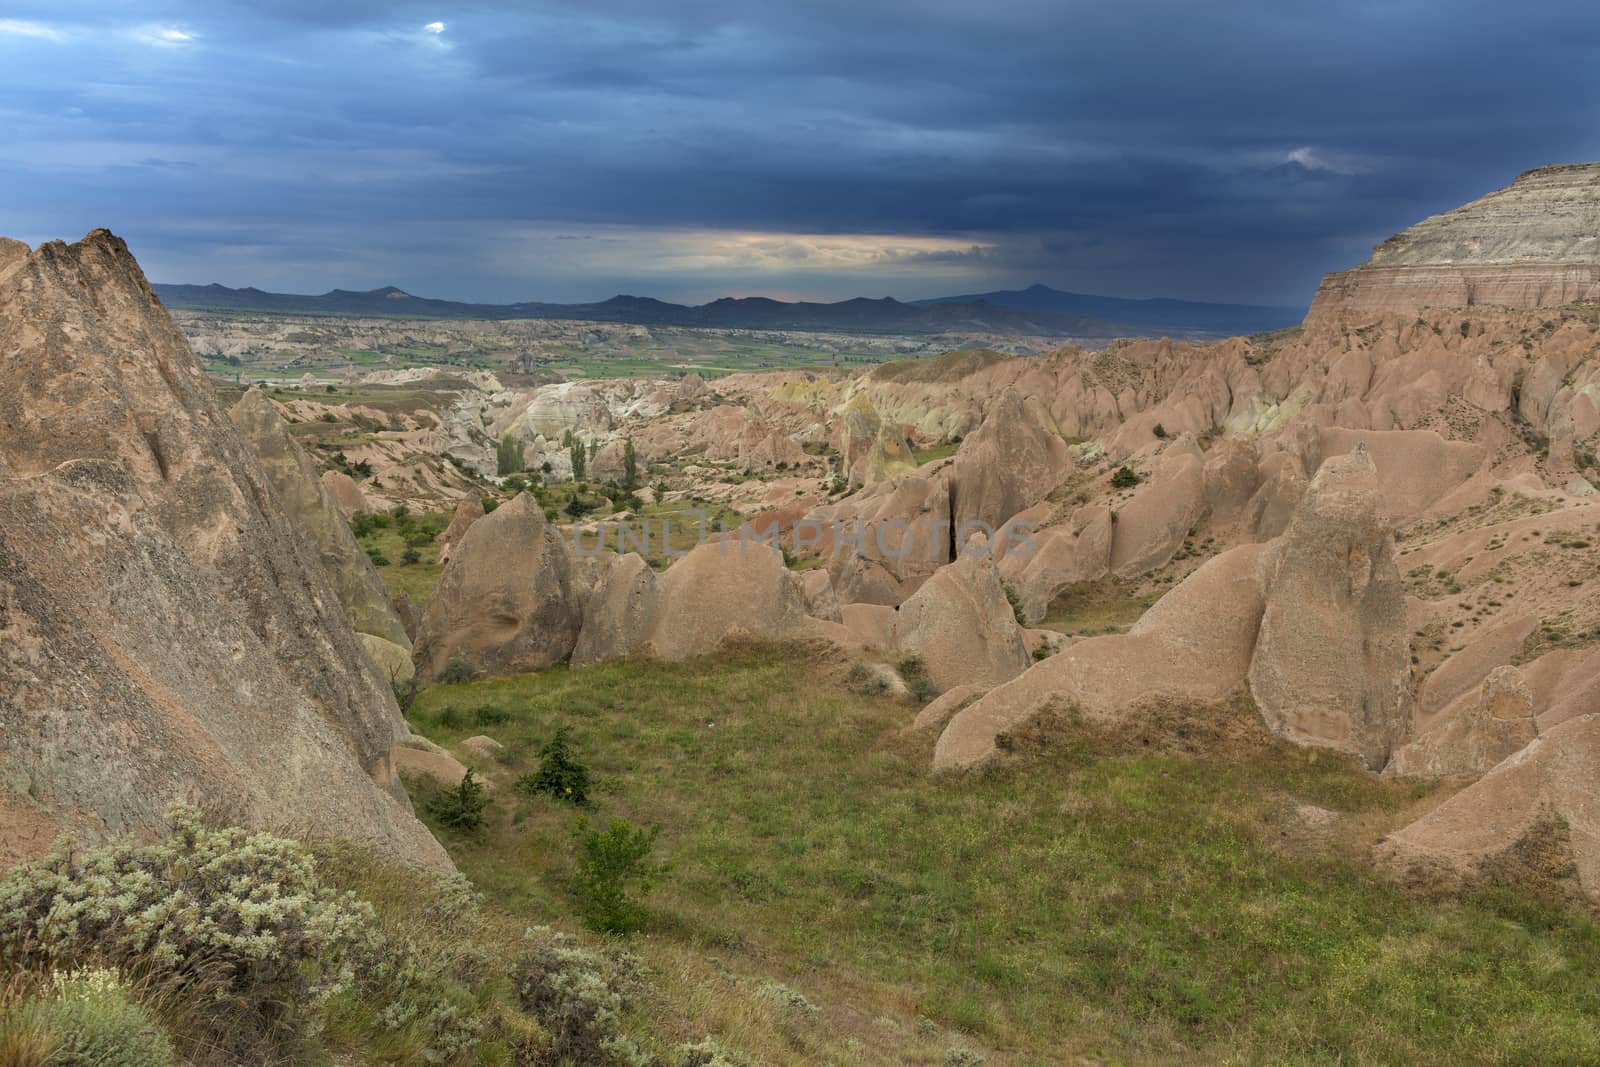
(365, 547, 391, 567)
(426, 770, 488, 833)
(439, 658, 478, 685)
(1110, 466, 1141, 489)
(31, 969, 175, 1067)
(571, 820, 660, 935)
(1002, 582, 1026, 627)
(473, 704, 511, 726)
(513, 927, 649, 1066)
(0, 806, 379, 1053)
(400, 547, 421, 566)
(1152, 423, 1168, 439)
(518, 726, 592, 806)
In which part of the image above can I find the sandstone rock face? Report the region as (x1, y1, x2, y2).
(934, 543, 1271, 771)
(840, 393, 915, 485)
(643, 539, 810, 660)
(571, 552, 659, 667)
(1247, 447, 1411, 768)
(0, 230, 445, 869)
(361, 633, 417, 685)
(998, 505, 1114, 624)
(810, 473, 953, 606)
(413, 493, 582, 680)
(229, 388, 412, 649)
(1387, 666, 1537, 780)
(1308, 164, 1600, 319)
(1109, 440, 1207, 578)
(800, 568, 843, 622)
(1377, 713, 1600, 897)
(951, 389, 1073, 533)
(435, 497, 485, 565)
(321, 469, 369, 517)
(894, 554, 1031, 694)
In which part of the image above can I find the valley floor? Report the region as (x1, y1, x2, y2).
(406, 646, 1600, 1066)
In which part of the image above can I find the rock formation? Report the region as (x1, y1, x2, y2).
(435, 497, 485, 565)
(1377, 713, 1600, 897)
(413, 493, 583, 680)
(1386, 666, 1537, 780)
(571, 552, 659, 667)
(951, 389, 1073, 533)
(934, 446, 1412, 771)
(1308, 164, 1600, 320)
(644, 538, 811, 660)
(229, 388, 412, 649)
(893, 552, 1031, 694)
(0, 230, 446, 868)
(1246, 446, 1411, 768)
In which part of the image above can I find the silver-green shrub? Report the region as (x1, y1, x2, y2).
(513, 926, 651, 1066)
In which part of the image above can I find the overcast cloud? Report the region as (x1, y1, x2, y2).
(2, 0, 1597, 304)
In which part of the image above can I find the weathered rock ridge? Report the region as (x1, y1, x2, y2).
(0, 230, 446, 869)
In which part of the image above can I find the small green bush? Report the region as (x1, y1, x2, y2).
(513, 927, 649, 1066)
(1110, 466, 1141, 489)
(439, 658, 478, 685)
(678, 1037, 758, 1066)
(473, 704, 511, 726)
(365, 547, 391, 567)
(518, 726, 591, 806)
(400, 546, 421, 566)
(571, 820, 660, 935)
(426, 770, 488, 833)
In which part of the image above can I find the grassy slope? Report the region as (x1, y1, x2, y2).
(406, 647, 1600, 1066)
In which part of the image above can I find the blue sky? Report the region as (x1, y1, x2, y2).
(2, 1, 1597, 305)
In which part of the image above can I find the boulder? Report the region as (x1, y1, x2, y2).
(894, 554, 1031, 694)
(395, 742, 468, 788)
(571, 552, 659, 667)
(413, 493, 583, 680)
(229, 388, 412, 649)
(1247, 446, 1411, 768)
(912, 684, 989, 733)
(460, 735, 505, 761)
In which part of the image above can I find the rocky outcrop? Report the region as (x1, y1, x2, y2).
(321, 470, 369, 517)
(894, 553, 1031, 694)
(571, 552, 659, 667)
(435, 497, 485, 565)
(1108, 438, 1207, 578)
(810, 473, 953, 606)
(229, 388, 412, 649)
(1386, 666, 1537, 780)
(643, 539, 811, 660)
(413, 493, 583, 680)
(1246, 447, 1411, 768)
(934, 446, 1413, 772)
(1377, 713, 1600, 897)
(840, 393, 915, 485)
(1308, 164, 1600, 320)
(0, 230, 446, 868)
(951, 388, 1073, 533)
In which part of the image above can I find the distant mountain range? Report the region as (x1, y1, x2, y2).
(152, 281, 1306, 338)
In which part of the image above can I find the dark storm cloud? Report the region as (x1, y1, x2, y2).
(2, 0, 1597, 303)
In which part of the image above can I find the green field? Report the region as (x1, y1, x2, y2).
(403, 646, 1600, 1065)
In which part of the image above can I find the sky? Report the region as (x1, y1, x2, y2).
(2, 1, 1598, 307)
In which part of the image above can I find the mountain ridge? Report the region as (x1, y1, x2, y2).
(152, 279, 1302, 338)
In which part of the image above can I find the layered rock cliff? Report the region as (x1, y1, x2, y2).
(1309, 163, 1600, 319)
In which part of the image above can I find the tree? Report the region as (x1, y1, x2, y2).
(496, 433, 524, 477)
(622, 438, 639, 491)
(570, 440, 587, 482)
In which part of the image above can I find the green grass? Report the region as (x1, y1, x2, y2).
(405, 646, 1600, 1065)
(354, 511, 450, 607)
(1039, 578, 1159, 636)
(911, 440, 960, 466)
